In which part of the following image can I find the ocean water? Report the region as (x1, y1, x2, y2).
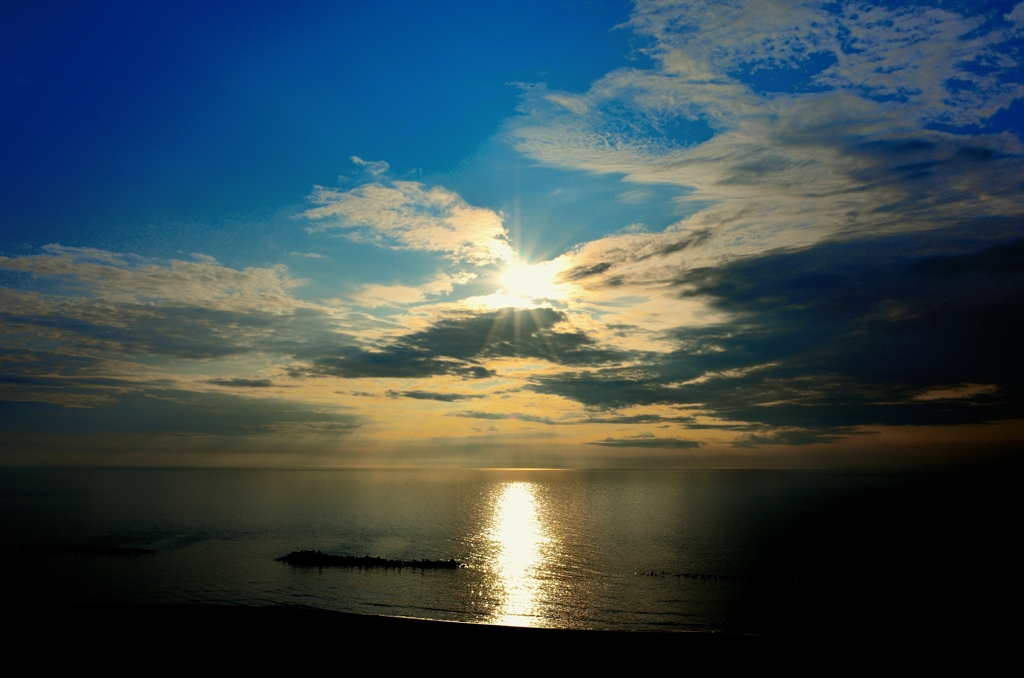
(0, 468, 1010, 633)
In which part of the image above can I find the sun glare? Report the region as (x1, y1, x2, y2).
(499, 262, 563, 303)
(486, 481, 553, 627)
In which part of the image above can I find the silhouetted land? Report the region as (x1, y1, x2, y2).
(1, 602, 1007, 671)
(276, 549, 463, 569)
(19, 544, 155, 556)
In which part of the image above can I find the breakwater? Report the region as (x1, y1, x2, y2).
(639, 570, 744, 580)
(276, 550, 464, 569)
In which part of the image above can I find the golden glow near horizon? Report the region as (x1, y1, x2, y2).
(484, 481, 553, 627)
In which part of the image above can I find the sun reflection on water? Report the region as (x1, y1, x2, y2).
(485, 481, 553, 627)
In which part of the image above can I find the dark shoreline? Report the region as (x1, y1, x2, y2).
(5, 602, 769, 660)
(3, 601, 1008, 669)
(3, 601, 750, 637)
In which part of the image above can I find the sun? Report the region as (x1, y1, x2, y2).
(500, 262, 562, 302)
(471, 259, 572, 310)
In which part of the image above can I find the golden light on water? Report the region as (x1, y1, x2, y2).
(485, 481, 553, 627)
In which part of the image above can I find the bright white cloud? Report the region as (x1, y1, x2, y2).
(302, 170, 515, 265)
(351, 271, 476, 308)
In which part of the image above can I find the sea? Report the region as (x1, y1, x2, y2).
(0, 467, 1011, 635)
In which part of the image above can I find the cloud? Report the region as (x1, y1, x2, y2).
(449, 410, 553, 423)
(0, 245, 305, 312)
(1008, 4, 1024, 32)
(351, 156, 390, 176)
(295, 347, 496, 381)
(732, 429, 853, 448)
(0, 247, 372, 364)
(586, 434, 703, 449)
(530, 226, 1024, 437)
(580, 413, 697, 425)
(0, 293, 356, 362)
(0, 246, 385, 448)
(913, 383, 999, 402)
(387, 390, 484, 402)
(625, 0, 1022, 126)
(206, 378, 274, 388)
(558, 262, 612, 282)
(507, 0, 1024, 276)
(446, 410, 700, 426)
(1, 388, 361, 438)
(3, 3, 1022, 464)
(295, 307, 626, 380)
(476, 1, 1024, 455)
(302, 160, 515, 265)
(352, 283, 432, 308)
(350, 271, 476, 308)
(13, 224, 1011, 454)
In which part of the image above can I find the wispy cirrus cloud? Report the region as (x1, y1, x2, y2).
(627, 1, 1023, 125)
(509, 0, 1024, 278)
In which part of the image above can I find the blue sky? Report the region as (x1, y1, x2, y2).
(2, 1, 632, 251)
(2, 1, 1023, 467)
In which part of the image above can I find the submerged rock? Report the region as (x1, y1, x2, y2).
(275, 550, 464, 569)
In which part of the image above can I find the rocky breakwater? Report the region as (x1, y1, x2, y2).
(276, 550, 465, 569)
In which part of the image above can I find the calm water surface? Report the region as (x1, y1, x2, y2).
(0, 468, 1008, 633)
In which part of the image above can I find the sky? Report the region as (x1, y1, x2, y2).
(2, 0, 1023, 468)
